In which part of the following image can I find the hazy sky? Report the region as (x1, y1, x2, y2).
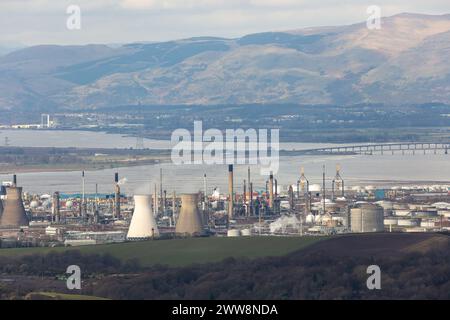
(1, 0, 450, 45)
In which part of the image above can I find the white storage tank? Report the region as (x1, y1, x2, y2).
(420, 220, 436, 228)
(384, 218, 398, 226)
(227, 229, 241, 237)
(397, 219, 419, 227)
(393, 209, 411, 217)
(376, 201, 394, 210)
(241, 229, 252, 236)
(437, 211, 450, 218)
(350, 203, 384, 233)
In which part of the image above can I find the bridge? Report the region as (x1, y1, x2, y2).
(291, 142, 450, 155)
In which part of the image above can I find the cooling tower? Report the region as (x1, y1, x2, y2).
(127, 195, 159, 240)
(175, 194, 203, 236)
(0, 187, 29, 227)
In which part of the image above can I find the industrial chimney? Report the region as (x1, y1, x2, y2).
(228, 165, 234, 219)
(175, 194, 203, 236)
(52, 191, 60, 223)
(127, 195, 159, 240)
(0, 196, 3, 218)
(0, 186, 29, 227)
(114, 172, 121, 219)
(269, 172, 274, 209)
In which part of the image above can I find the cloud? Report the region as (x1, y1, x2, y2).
(0, 0, 449, 45)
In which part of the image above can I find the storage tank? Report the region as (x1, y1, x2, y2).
(393, 209, 411, 217)
(175, 194, 203, 236)
(397, 219, 419, 227)
(227, 229, 241, 237)
(350, 203, 384, 233)
(420, 220, 436, 228)
(376, 201, 394, 211)
(241, 228, 251, 236)
(0, 187, 29, 227)
(384, 218, 398, 226)
(127, 195, 159, 240)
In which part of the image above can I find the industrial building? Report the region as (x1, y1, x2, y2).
(1, 165, 450, 249)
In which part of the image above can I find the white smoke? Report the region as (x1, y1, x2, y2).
(269, 215, 301, 234)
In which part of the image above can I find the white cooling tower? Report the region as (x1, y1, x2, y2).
(127, 195, 159, 240)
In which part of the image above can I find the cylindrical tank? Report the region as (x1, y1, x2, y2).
(65, 200, 73, 209)
(397, 219, 419, 227)
(420, 220, 436, 228)
(305, 213, 315, 224)
(241, 228, 251, 236)
(29, 200, 39, 209)
(127, 195, 159, 239)
(393, 209, 411, 217)
(227, 229, 241, 237)
(175, 194, 203, 236)
(384, 218, 398, 226)
(350, 203, 383, 233)
(415, 211, 437, 218)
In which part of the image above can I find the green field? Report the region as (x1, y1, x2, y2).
(0, 236, 323, 267)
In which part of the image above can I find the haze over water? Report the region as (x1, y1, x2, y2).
(0, 130, 449, 195)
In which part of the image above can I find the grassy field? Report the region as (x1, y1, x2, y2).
(0, 236, 323, 267)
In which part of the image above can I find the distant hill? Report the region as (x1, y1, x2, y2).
(1, 13, 450, 111)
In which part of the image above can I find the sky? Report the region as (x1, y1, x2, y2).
(1, 0, 450, 46)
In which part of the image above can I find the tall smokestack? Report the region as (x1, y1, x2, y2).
(81, 171, 86, 220)
(228, 165, 234, 219)
(322, 165, 326, 214)
(248, 166, 253, 215)
(288, 185, 294, 212)
(269, 172, 274, 209)
(203, 174, 207, 210)
(159, 168, 163, 214)
(153, 184, 158, 216)
(249, 182, 253, 217)
(172, 191, 177, 216)
(0, 192, 3, 217)
(243, 179, 247, 215)
(52, 191, 60, 223)
(114, 173, 120, 219)
(275, 179, 278, 198)
(163, 190, 167, 214)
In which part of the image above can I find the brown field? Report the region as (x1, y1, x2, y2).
(297, 232, 450, 258)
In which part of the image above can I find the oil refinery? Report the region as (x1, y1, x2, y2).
(1, 165, 450, 249)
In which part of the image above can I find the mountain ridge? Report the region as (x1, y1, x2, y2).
(1, 12, 450, 111)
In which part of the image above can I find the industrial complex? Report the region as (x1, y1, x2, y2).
(1, 165, 450, 249)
